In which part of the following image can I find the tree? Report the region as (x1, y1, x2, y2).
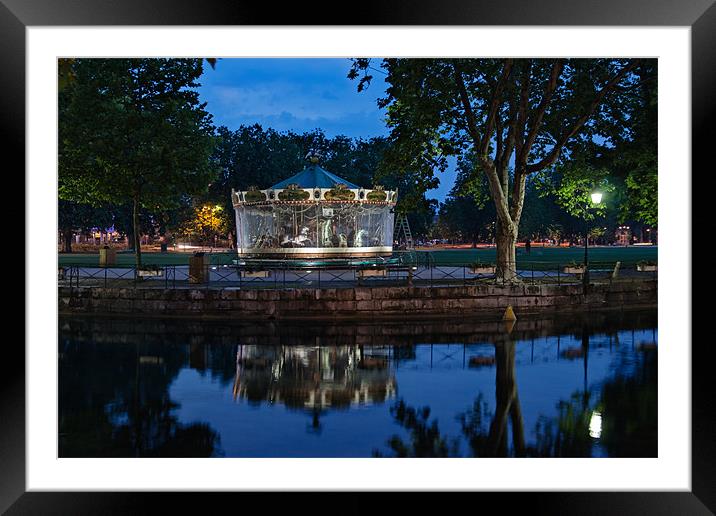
(349, 58, 652, 279)
(439, 160, 496, 246)
(208, 125, 381, 216)
(574, 61, 658, 227)
(59, 59, 218, 267)
(178, 203, 230, 246)
(517, 181, 567, 241)
(58, 200, 114, 253)
(207, 125, 438, 240)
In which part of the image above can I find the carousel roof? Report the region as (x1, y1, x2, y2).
(269, 164, 360, 190)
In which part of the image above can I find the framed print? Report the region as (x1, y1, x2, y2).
(4, 0, 714, 513)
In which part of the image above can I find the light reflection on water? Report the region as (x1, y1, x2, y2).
(59, 310, 657, 458)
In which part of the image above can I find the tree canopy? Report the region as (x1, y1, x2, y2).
(206, 125, 437, 237)
(59, 58, 218, 265)
(349, 58, 656, 277)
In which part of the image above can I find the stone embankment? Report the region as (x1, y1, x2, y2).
(59, 279, 657, 320)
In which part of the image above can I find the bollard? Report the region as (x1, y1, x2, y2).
(611, 261, 621, 280)
(99, 246, 117, 267)
(189, 252, 210, 284)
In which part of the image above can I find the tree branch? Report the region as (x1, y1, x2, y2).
(526, 59, 640, 174)
(452, 62, 482, 144)
(514, 62, 532, 164)
(518, 59, 564, 165)
(479, 60, 514, 156)
(499, 89, 518, 183)
(454, 62, 512, 226)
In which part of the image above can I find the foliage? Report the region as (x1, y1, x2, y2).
(438, 158, 496, 244)
(366, 190, 387, 201)
(59, 58, 219, 265)
(58, 200, 116, 252)
(572, 61, 658, 225)
(209, 125, 381, 212)
(277, 188, 311, 201)
(623, 168, 657, 226)
(324, 186, 356, 201)
(535, 163, 614, 221)
(208, 124, 438, 238)
(349, 58, 655, 275)
(178, 204, 229, 244)
(439, 196, 495, 244)
(58, 200, 114, 233)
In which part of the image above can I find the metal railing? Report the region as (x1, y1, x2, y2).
(58, 260, 657, 290)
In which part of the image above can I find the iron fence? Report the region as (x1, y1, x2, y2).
(58, 259, 657, 290)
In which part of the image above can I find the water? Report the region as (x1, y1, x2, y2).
(58, 310, 657, 458)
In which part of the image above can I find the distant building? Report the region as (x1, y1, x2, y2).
(615, 226, 631, 246)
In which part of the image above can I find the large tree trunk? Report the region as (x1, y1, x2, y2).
(132, 196, 142, 269)
(159, 214, 168, 253)
(124, 206, 135, 252)
(62, 228, 73, 253)
(495, 220, 518, 282)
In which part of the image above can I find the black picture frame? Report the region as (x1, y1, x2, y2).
(4, 0, 712, 513)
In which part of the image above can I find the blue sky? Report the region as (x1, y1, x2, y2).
(197, 58, 456, 202)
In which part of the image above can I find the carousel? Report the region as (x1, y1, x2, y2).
(231, 155, 397, 261)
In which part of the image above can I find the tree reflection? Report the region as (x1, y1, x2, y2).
(60, 313, 657, 458)
(378, 332, 524, 458)
(376, 326, 657, 458)
(534, 341, 657, 458)
(373, 400, 459, 457)
(457, 337, 526, 457)
(59, 340, 222, 457)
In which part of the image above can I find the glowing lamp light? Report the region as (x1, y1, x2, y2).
(589, 411, 603, 439)
(590, 192, 603, 204)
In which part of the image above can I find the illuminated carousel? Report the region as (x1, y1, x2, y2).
(231, 155, 397, 264)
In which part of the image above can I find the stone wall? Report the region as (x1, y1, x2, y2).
(59, 279, 657, 320)
(60, 308, 658, 348)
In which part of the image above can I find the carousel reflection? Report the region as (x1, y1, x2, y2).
(232, 344, 397, 414)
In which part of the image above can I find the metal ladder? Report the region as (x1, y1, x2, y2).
(394, 212, 414, 250)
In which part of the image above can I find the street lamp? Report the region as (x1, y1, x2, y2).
(583, 191, 603, 295)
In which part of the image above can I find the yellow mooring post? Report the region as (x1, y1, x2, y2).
(502, 305, 517, 321)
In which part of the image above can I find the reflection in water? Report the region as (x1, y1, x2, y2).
(59, 340, 222, 457)
(232, 345, 396, 432)
(233, 345, 396, 409)
(380, 325, 657, 458)
(59, 310, 657, 457)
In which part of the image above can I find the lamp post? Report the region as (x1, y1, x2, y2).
(583, 192, 603, 295)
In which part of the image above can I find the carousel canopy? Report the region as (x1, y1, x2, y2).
(269, 164, 360, 190)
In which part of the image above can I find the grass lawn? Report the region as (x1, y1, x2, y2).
(58, 246, 657, 268)
(423, 245, 657, 267)
(58, 251, 239, 267)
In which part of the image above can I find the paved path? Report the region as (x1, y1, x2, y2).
(59, 263, 654, 289)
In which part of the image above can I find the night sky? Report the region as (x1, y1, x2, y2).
(198, 58, 456, 202)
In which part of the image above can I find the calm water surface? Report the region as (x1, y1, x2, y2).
(59, 310, 657, 458)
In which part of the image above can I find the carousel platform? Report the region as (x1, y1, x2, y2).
(232, 255, 405, 270)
